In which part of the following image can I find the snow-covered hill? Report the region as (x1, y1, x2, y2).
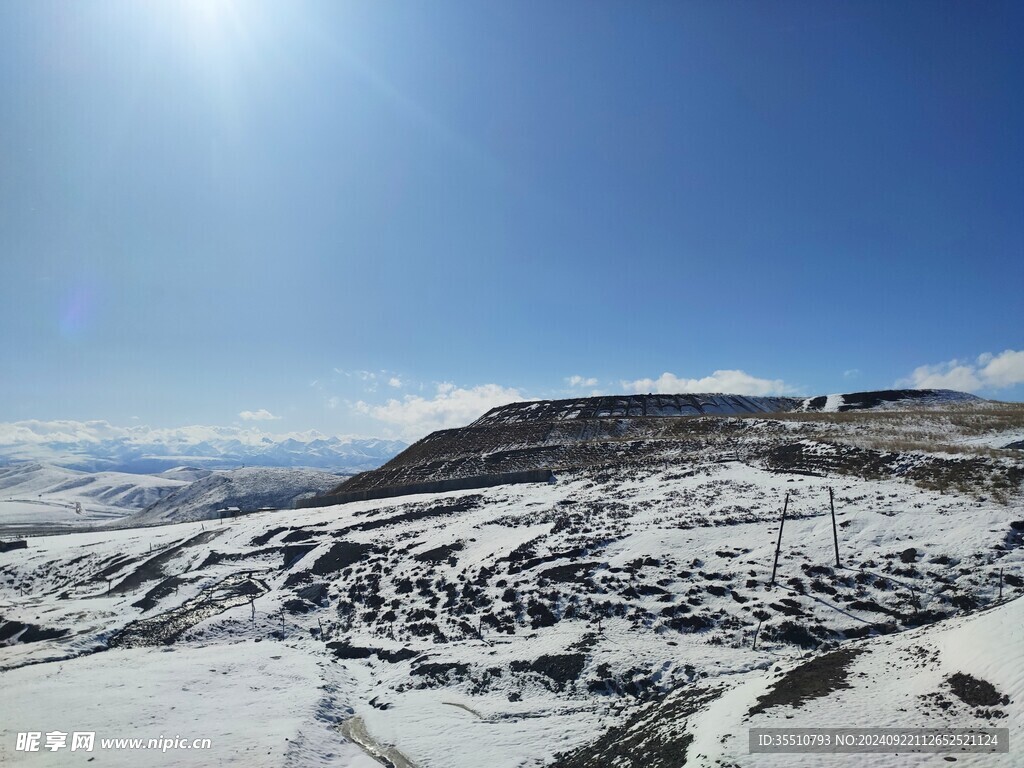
(329, 389, 1019, 501)
(0, 463, 349, 533)
(1, 394, 1021, 766)
(0, 420, 405, 474)
(154, 466, 215, 483)
(126, 467, 348, 526)
(0, 462, 188, 533)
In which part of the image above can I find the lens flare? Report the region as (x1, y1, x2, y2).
(58, 285, 95, 340)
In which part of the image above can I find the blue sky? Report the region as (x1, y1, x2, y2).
(1, 0, 1021, 440)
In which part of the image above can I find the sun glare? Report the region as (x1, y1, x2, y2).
(175, 0, 242, 49)
(180, 0, 236, 29)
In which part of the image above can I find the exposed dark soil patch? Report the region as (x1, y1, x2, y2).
(283, 598, 314, 614)
(109, 530, 223, 595)
(414, 542, 464, 564)
(332, 496, 483, 536)
(1005, 522, 1024, 550)
(769, 599, 805, 617)
(511, 653, 586, 691)
(667, 613, 714, 632)
(81, 554, 141, 585)
(550, 684, 723, 768)
(282, 544, 318, 569)
(132, 575, 192, 611)
(846, 599, 899, 616)
(311, 541, 375, 575)
(813, 389, 949, 412)
(901, 608, 951, 627)
(327, 642, 375, 659)
(110, 573, 268, 648)
(280, 541, 377, 589)
(197, 546, 281, 570)
(295, 582, 329, 605)
(748, 647, 865, 716)
(762, 441, 1022, 494)
(281, 528, 319, 543)
(250, 526, 289, 546)
(410, 661, 471, 686)
(762, 620, 835, 649)
(327, 642, 418, 663)
(505, 546, 592, 575)
(0, 616, 70, 645)
(539, 562, 599, 584)
(947, 673, 1010, 708)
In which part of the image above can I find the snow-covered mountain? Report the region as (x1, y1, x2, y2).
(0, 420, 405, 474)
(0, 461, 354, 536)
(328, 388, 1007, 500)
(0, 462, 189, 533)
(1, 391, 1021, 767)
(127, 467, 347, 526)
(0, 462, 185, 509)
(0, 462, 349, 531)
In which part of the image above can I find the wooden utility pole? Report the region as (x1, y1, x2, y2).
(769, 493, 789, 589)
(829, 487, 841, 567)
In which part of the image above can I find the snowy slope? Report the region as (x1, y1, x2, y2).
(127, 467, 348, 525)
(331, 389, 1015, 500)
(564, 594, 1023, 768)
(801, 389, 982, 413)
(0, 463, 187, 533)
(0, 641, 377, 767)
(154, 466, 215, 483)
(693, 594, 1022, 767)
(0, 462, 185, 508)
(1, 427, 1021, 766)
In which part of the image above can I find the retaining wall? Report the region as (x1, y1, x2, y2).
(294, 468, 554, 509)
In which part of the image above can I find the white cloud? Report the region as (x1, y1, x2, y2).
(0, 419, 125, 446)
(0, 419, 330, 449)
(334, 368, 377, 381)
(978, 349, 1024, 388)
(843, 368, 861, 379)
(621, 370, 798, 397)
(565, 375, 599, 388)
(238, 409, 280, 422)
(898, 349, 1024, 392)
(898, 363, 982, 392)
(355, 383, 522, 440)
(388, 377, 403, 388)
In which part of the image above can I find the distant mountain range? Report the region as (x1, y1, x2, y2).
(0, 420, 406, 474)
